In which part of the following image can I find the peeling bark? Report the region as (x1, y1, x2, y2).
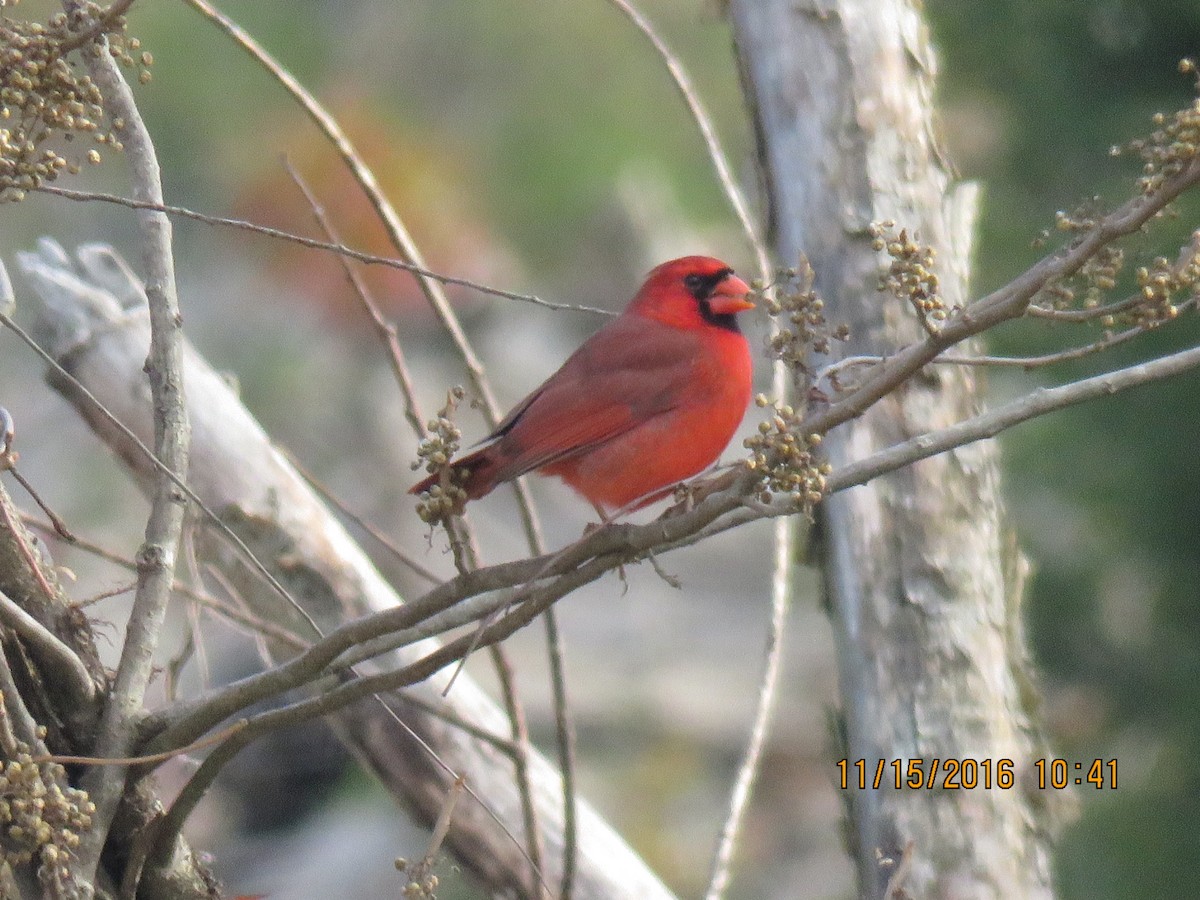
(732, 2, 1060, 896)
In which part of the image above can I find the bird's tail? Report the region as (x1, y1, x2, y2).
(408, 444, 501, 502)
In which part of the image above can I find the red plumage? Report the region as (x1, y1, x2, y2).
(410, 256, 755, 512)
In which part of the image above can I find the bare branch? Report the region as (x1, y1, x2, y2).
(543, 610, 578, 900)
(799, 154, 1200, 444)
(35, 184, 612, 316)
(489, 645, 549, 899)
(182, 0, 500, 419)
(6, 463, 77, 541)
(55, 0, 135, 54)
(0, 587, 94, 706)
(825, 341, 1200, 495)
(820, 297, 1195, 379)
(19, 513, 310, 649)
(280, 447, 440, 585)
(0, 481, 59, 605)
(0, 307, 324, 642)
(284, 160, 429, 441)
(703, 521, 789, 900)
(605, 0, 771, 282)
(63, 9, 192, 887)
(0, 643, 48, 755)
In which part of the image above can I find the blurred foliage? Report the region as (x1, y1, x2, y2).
(929, 2, 1200, 898)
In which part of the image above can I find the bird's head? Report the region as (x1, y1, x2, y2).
(630, 256, 754, 332)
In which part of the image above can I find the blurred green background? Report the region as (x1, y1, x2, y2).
(4, 1, 1200, 897)
(931, 4, 1200, 898)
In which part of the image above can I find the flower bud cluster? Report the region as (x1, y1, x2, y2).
(743, 394, 831, 518)
(1131, 251, 1197, 328)
(870, 222, 947, 333)
(396, 857, 439, 897)
(1, 2, 152, 201)
(759, 257, 848, 380)
(0, 740, 95, 893)
(413, 387, 468, 524)
(1079, 246, 1124, 310)
(1121, 60, 1200, 196)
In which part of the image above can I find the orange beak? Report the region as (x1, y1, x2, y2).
(706, 274, 755, 315)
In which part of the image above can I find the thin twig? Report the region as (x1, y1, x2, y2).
(394, 688, 520, 758)
(37, 717, 248, 767)
(0, 311, 323, 642)
(796, 155, 1200, 444)
(148, 677, 555, 900)
(142, 516, 723, 754)
(408, 775, 466, 885)
(1027, 228, 1200, 321)
(20, 513, 309, 649)
(55, 0, 136, 54)
(362, 696, 555, 898)
(543, 609, 577, 900)
(183, 0, 504, 420)
(0, 686, 27, 758)
(284, 159, 429, 439)
(605, 0, 771, 282)
(440, 513, 550, 892)
(825, 340, 1200, 495)
(703, 523, 787, 899)
(35, 185, 610, 316)
(79, 581, 136, 608)
(1026, 292, 1143, 322)
(279, 447, 440, 585)
(7, 463, 77, 540)
(818, 299, 1194, 383)
(489, 646, 548, 899)
(176, 529, 211, 695)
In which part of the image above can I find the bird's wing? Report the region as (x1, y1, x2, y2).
(484, 317, 698, 482)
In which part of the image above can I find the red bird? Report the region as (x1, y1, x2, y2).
(411, 256, 755, 513)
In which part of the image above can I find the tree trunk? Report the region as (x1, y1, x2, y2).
(731, 2, 1059, 897)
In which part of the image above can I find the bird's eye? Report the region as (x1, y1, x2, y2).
(684, 273, 705, 291)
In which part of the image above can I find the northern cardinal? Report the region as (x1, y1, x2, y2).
(410, 256, 754, 513)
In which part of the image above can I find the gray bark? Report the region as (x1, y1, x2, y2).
(731, 2, 1058, 897)
(20, 242, 676, 900)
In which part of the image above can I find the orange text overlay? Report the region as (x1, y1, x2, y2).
(836, 758, 1118, 790)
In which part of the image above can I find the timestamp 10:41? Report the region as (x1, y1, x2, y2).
(835, 758, 1118, 790)
(1035, 758, 1117, 789)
